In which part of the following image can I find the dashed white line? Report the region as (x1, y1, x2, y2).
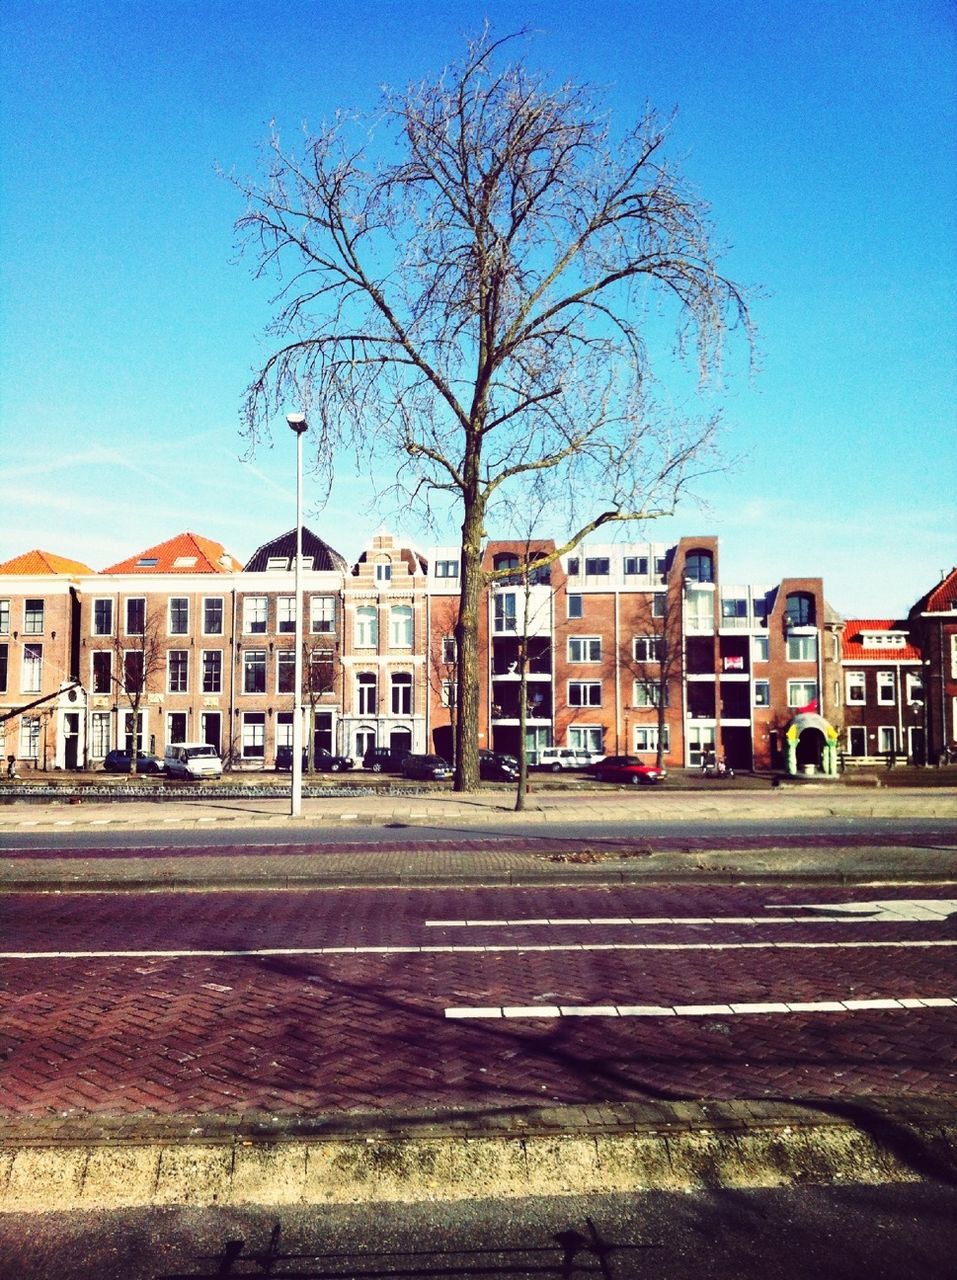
(444, 995, 957, 1020)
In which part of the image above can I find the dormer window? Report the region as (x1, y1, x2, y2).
(172, 556, 197, 569)
(267, 557, 289, 570)
(136, 557, 158, 569)
(861, 631, 907, 649)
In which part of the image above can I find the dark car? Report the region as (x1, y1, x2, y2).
(102, 749, 165, 775)
(275, 746, 354, 772)
(402, 753, 452, 781)
(363, 746, 412, 773)
(588, 755, 666, 785)
(479, 750, 519, 781)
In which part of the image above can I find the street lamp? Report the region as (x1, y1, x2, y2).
(286, 412, 308, 817)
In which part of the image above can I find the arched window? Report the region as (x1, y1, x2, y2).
(356, 672, 377, 715)
(493, 553, 520, 572)
(354, 605, 378, 648)
(685, 550, 714, 583)
(391, 672, 412, 715)
(785, 592, 815, 627)
(390, 605, 413, 647)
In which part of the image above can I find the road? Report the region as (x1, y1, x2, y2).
(2, 1185, 956, 1280)
(3, 881, 955, 1119)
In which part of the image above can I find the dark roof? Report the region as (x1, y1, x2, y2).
(244, 528, 348, 573)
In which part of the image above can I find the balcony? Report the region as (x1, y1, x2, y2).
(491, 638, 552, 677)
(491, 690, 552, 721)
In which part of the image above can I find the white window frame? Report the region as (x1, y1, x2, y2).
(125, 597, 146, 636)
(201, 649, 222, 694)
(787, 633, 817, 662)
(633, 636, 661, 663)
(203, 597, 224, 636)
(242, 649, 267, 694)
(354, 606, 378, 648)
(568, 680, 602, 707)
(494, 593, 517, 633)
(440, 679, 455, 708)
(846, 671, 866, 704)
(441, 636, 456, 664)
(22, 642, 42, 693)
(356, 672, 377, 716)
(241, 712, 266, 759)
(905, 672, 924, 704)
(169, 597, 189, 636)
(787, 680, 817, 708)
(752, 635, 769, 663)
(90, 711, 111, 759)
(569, 725, 604, 752)
(567, 594, 583, 620)
(19, 715, 41, 758)
(92, 598, 114, 636)
(243, 596, 268, 635)
(632, 681, 666, 708)
(390, 672, 413, 715)
(0, 599, 9, 634)
(635, 725, 670, 754)
(568, 636, 601, 663)
(276, 649, 296, 694)
(91, 650, 112, 695)
(390, 605, 413, 648)
(167, 649, 189, 694)
(24, 598, 44, 635)
(277, 597, 297, 634)
(753, 679, 770, 707)
(434, 560, 458, 579)
(310, 595, 336, 634)
(876, 670, 895, 705)
(375, 563, 392, 584)
(878, 726, 896, 754)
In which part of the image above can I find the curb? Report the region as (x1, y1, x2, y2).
(3, 1099, 955, 1212)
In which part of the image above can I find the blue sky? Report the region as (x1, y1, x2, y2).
(1, 0, 954, 617)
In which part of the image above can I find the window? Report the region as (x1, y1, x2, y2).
(91, 651, 112, 694)
(569, 680, 602, 707)
(375, 563, 392, 584)
(355, 605, 378, 647)
(22, 643, 42, 693)
(632, 681, 667, 707)
(122, 711, 145, 753)
(878, 727, 896, 754)
(93, 599, 113, 636)
(203, 598, 224, 635)
(440, 679, 455, 708)
(848, 726, 867, 757)
(752, 636, 769, 662)
(634, 725, 670, 753)
(310, 596, 336, 634)
(266, 556, 289, 571)
(356, 672, 377, 715)
(877, 671, 895, 705)
(441, 636, 456, 664)
(242, 713, 265, 759)
(201, 650, 222, 694)
(243, 650, 267, 694)
(569, 725, 604, 753)
(277, 649, 296, 693)
(277, 597, 297, 633)
(434, 560, 459, 578)
(685, 550, 714, 583)
(651, 594, 666, 619)
(567, 594, 583, 619)
(19, 716, 40, 758)
(0, 599, 9, 634)
(391, 672, 412, 714)
(169, 598, 189, 635)
(494, 593, 517, 632)
(906, 672, 924, 704)
(654, 556, 668, 577)
(24, 599, 44, 634)
(584, 557, 610, 576)
(124, 651, 144, 694)
(90, 711, 110, 758)
(165, 650, 187, 693)
(787, 633, 817, 661)
(390, 605, 413, 647)
(753, 679, 770, 707)
(721, 598, 747, 620)
(243, 596, 268, 634)
(567, 557, 580, 577)
(568, 637, 601, 663)
(275, 711, 293, 751)
(785, 592, 815, 627)
(0, 644, 6, 693)
(308, 649, 333, 695)
(846, 671, 866, 704)
(686, 725, 714, 767)
(126, 598, 145, 636)
(167, 712, 187, 745)
(633, 635, 661, 663)
(493, 553, 520, 573)
(787, 680, 817, 708)
(624, 556, 647, 577)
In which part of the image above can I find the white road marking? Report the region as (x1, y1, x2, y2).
(3, 940, 956, 961)
(445, 995, 957, 1019)
(427, 898, 957, 929)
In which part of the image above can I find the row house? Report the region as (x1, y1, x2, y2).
(0, 550, 90, 769)
(838, 620, 924, 763)
(908, 567, 957, 763)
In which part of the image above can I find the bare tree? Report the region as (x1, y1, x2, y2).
(427, 597, 460, 765)
(231, 28, 752, 790)
(110, 608, 164, 775)
(620, 588, 683, 770)
(303, 639, 337, 773)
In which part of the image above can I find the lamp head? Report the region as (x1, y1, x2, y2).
(286, 413, 309, 435)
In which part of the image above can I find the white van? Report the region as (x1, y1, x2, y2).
(164, 742, 223, 780)
(528, 747, 583, 772)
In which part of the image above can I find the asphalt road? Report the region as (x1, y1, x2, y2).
(4, 882, 956, 1119)
(3, 1185, 956, 1280)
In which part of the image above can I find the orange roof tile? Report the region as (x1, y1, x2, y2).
(101, 532, 242, 575)
(0, 549, 93, 575)
(842, 619, 921, 662)
(920, 567, 957, 613)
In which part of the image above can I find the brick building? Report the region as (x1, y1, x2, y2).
(839, 620, 924, 764)
(908, 566, 957, 763)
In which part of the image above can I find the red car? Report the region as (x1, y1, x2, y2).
(588, 755, 666, 785)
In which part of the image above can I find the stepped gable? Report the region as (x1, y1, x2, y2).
(0, 549, 93, 575)
(101, 532, 241, 574)
(244, 528, 348, 573)
(841, 619, 921, 662)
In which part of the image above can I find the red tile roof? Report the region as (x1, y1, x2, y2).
(842, 619, 921, 662)
(919, 567, 957, 613)
(0, 549, 93, 575)
(101, 532, 242, 574)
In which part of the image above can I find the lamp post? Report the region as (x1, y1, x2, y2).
(286, 412, 308, 817)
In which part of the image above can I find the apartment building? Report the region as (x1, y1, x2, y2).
(0, 550, 90, 770)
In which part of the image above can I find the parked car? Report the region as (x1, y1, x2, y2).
(401, 753, 451, 781)
(163, 743, 223, 780)
(527, 747, 585, 772)
(102, 749, 165, 775)
(572, 749, 605, 768)
(363, 746, 412, 773)
(479, 750, 519, 781)
(276, 746, 354, 772)
(588, 755, 666, 785)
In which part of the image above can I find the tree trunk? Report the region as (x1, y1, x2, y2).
(454, 494, 485, 792)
